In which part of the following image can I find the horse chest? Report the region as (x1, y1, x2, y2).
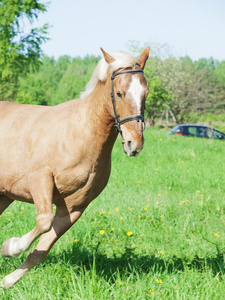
(54, 159, 111, 207)
(54, 166, 90, 195)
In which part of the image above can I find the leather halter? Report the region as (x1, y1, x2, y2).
(111, 70, 145, 134)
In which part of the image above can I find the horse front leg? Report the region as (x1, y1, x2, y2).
(1, 207, 84, 289)
(1, 168, 54, 258)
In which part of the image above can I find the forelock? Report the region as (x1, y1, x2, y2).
(80, 52, 138, 99)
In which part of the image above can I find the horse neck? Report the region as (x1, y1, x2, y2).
(82, 73, 117, 155)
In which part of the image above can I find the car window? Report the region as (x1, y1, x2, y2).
(213, 130, 225, 139)
(180, 126, 190, 135)
(206, 128, 214, 138)
(188, 127, 197, 135)
(196, 127, 205, 137)
(170, 125, 225, 139)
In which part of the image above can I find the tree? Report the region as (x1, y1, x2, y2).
(17, 54, 101, 106)
(145, 76, 171, 126)
(0, 0, 49, 101)
(215, 61, 225, 84)
(150, 56, 215, 124)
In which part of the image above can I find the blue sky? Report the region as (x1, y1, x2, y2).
(28, 0, 225, 60)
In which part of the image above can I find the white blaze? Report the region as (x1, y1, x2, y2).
(127, 76, 145, 112)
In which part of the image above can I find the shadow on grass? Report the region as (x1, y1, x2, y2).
(41, 241, 225, 281)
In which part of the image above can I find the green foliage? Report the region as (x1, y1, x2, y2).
(145, 76, 171, 125)
(194, 57, 219, 71)
(215, 61, 225, 84)
(0, 0, 49, 101)
(1, 27, 225, 125)
(1, 129, 225, 298)
(198, 113, 225, 133)
(17, 54, 100, 106)
(15, 50, 225, 126)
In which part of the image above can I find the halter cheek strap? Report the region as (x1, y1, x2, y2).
(111, 70, 145, 134)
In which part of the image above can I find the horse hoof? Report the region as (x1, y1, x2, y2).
(1, 237, 20, 257)
(1, 275, 15, 289)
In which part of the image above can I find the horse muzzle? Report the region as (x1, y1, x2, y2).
(122, 139, 144, 157)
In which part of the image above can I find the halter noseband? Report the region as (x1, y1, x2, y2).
(111, 70, 145, 134)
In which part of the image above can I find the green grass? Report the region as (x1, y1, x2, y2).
(1, 128, 225, 299)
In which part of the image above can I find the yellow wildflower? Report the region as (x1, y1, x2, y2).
(156, 279, 163, 283)
(127, 231, 133, 236)
(100, 230, 105, 235)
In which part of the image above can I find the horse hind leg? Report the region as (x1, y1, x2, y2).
(0, 195, 14, 215)
(1, 168, 54, 258)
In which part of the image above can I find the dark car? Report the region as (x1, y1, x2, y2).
(168, 124, 225, 140)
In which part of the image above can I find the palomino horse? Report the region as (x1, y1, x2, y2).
(0, 47, 149, 288)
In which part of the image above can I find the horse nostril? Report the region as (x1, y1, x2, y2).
(127, 140, 132, 150)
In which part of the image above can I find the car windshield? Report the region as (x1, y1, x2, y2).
(213, 130, 225, 139)
(170, 126, 180, 134)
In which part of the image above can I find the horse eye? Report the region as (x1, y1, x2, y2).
(116, 92, 122, 99)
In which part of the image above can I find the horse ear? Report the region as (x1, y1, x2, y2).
(137, 47, 150, 70)
(100, 48, 115, 64)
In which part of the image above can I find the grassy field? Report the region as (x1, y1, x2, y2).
(1, 128, 225, 299)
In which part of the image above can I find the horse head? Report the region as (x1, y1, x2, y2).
(101, 47, 150, 157)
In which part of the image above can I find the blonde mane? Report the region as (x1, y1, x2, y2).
(80, 52, 138, 99)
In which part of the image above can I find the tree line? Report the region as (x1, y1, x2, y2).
(13, 52, 225, 126)
(145, 53, 225, 125)
(0, 0, 225, 126)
